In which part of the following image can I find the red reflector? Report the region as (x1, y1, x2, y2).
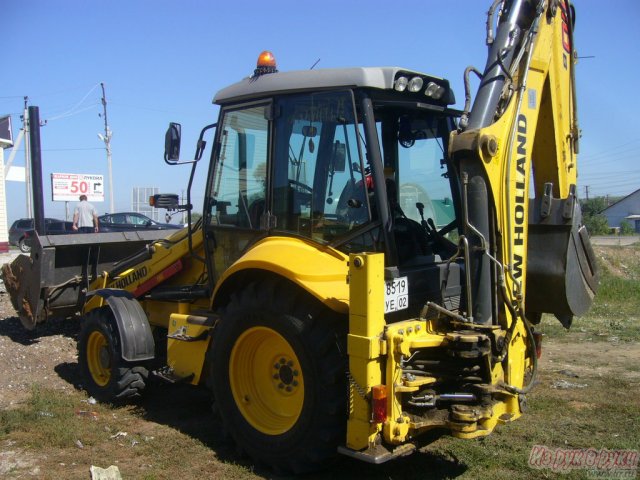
(372, 385, 387, 423)
(533, 331, 543, 359)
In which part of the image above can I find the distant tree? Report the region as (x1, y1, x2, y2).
(620, 220, 634, 235)
(584, 214, 609, 235)
(581, 197, 607, 217)
(580, 197, 610, 235)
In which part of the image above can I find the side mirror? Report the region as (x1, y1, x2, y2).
(150, 193, 180, 210)
(164, 122, 181, 164)
(302, 125, 317, 138)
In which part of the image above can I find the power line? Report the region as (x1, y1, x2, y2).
(588, 181, 640, 188)
(9, 147, 104, 153)
(580, 172, 640, 180)
(109, 100, 185, 115)
(45, 102, 101, 122)
(581, 152, 640, 166)
(44, 84, 101, 121)
(579, 138, 640, 158)
(1, 84, 102, 101)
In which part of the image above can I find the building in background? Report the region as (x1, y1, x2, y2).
(601, 188, 640, 233)
(132, 186, 160, 222)
(0, 116, 14, 252)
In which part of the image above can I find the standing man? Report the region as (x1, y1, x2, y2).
(72, 195, 99, 233)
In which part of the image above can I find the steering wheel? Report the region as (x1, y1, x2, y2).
(288, 179, 313, 194)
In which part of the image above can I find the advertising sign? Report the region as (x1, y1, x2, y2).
(0, 115, 13, 146)
(51, 173, 104, 202)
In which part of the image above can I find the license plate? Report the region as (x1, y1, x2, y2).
(384, 276, 408, 313)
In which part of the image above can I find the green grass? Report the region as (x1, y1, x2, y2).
(538, 245, 640, 342)
(1, 244, 637, 479)
(0, 385, 99, 447)
(0, 386, 258, 479)
(418, 372, 640, 479)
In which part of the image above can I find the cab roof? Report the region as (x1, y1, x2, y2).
(213, 66, 454, 105)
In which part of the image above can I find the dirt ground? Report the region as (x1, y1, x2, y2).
(0, 246, 639, 479)
(0, 312, 79, 410)
(1, 291, 638, 479)
(0, 252, 78, 410)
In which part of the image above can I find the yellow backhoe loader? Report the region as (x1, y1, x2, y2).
(2, 0, 597, 472)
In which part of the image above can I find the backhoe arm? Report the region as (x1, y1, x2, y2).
(450, 0, 597, 330)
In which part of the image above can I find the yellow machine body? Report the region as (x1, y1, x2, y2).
(64, 0, 595, 471)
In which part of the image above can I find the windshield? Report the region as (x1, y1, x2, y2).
(373, 103, 460, 264)
(272, 91, 370, 243)
(395, 115, 455, 231)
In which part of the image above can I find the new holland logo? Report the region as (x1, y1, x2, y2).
(111, 266, 148, 289)
(512, 113, 528, 284)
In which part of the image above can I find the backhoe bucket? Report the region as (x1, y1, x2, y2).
(1, 230, 171, 330)
(525, 196, 599, 328)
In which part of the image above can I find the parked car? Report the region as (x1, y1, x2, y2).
(98, 212, 183, 233)
(9, 218, 71, 253)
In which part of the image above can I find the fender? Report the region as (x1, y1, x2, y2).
(85, 289, 155, 362)
(212, 236, 350, 313)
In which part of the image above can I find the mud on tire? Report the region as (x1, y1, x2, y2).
(209, 281, 347, 474)
(78, 307, 149, 403)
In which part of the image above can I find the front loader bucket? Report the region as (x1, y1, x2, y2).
(1, 230, 171, 330)
(525, 196, 599, 328)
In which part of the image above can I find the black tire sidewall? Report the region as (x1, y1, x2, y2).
(78, 310, 122, 402)
(212, 305, 322, 461)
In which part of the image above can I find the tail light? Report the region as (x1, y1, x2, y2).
(372, 384, 387, 423)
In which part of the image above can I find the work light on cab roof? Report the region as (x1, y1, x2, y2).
(254, 51, 278, 76)
(394, 73, 446, 100)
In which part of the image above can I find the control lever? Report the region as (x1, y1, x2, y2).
(416, 202, 433, 233)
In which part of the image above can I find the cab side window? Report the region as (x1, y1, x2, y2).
(272, 92, 369, 243)
(209, 105, 269, 229)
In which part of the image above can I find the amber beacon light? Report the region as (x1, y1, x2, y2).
(254, 51, 278, 76)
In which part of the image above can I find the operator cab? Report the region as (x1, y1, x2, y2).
(196, 55, 465, 320)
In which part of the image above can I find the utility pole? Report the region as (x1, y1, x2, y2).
(28, 106, 45, 235)
(584, 185, 589, 201)
(23, 97, 32, 218)
(99, 82, 114, 213)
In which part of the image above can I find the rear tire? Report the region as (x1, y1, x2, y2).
(209, 281, 347, 473)
(78, 307, 148, 402)
(18, 237, 30, 253)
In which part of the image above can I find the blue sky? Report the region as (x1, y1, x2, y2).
(2, 0, 639, 223)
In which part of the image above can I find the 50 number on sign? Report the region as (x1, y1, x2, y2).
(385, 277, 408, 313)
(70, 180, 90, 194)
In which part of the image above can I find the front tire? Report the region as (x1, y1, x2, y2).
(78, 307, 148, 402)
(210, 282, 347, 473)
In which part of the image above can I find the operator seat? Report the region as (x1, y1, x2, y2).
(386, 178, 432, 264)
(248, 199, 265, 229)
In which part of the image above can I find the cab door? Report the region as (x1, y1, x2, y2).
(203, 102, 271, 280)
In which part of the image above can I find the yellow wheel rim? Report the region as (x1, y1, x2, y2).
(87, 330, 111, 387)
(230, 326, 304, 435)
